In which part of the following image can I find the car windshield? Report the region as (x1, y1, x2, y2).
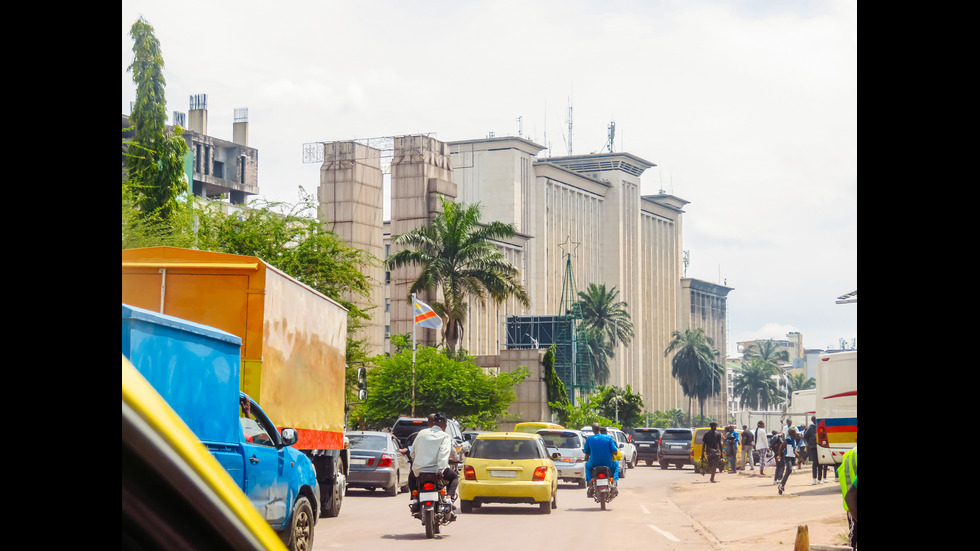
(662, 431, 691, 441)
(632, 431, 660, 442)
(347, 434, 388, 451)
(538, 433, 582, 449)
(470, 438, 544, 460)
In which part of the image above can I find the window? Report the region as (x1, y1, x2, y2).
(240, 400, 276, 447)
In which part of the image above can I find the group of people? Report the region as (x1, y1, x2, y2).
(698, 417, 834, 493)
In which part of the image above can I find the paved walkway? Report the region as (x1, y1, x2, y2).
(668, 463, 851, 550)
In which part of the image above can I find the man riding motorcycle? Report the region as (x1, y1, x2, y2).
(583, 423, 619, 497)
(408, 412, 459, 516)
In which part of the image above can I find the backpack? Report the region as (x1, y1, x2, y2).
(742, 430, 754, 446)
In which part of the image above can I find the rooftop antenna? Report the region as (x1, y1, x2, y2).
(569, 99, 574, 156)
(516, 115, 523, 138)
(606, 120, 616, 152)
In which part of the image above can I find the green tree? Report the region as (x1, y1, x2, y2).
(125, 17, 190, 223)
(731, 357, 781, 410)
(385, 196, 530, 354)
(594, 385, 645, 427)
(352, 345, 530, 430)
(578, 283, 634, 347)
(786, 371, 816, 394)
(742, 339, 790, 364)
(548, 392, 618, 430)
(543, 345, 570, 406)
(664, 328, 722, 420)
(582, 326, 614, 386)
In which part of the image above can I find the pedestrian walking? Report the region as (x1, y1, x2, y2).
(837, 446, 857, 549)
(701, 422, 723, 483)
(725, 426, 739, 473)
(771, 430, 785, 485)
(753, 421, 768, 476)
(777, 427, 800, 494)
(740, 424, 755, 471)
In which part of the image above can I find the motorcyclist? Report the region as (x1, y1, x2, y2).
(583, 423, 619, 497)
(408, 412, 459, 514)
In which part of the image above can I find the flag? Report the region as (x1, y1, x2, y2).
(413, 298, 443, 329)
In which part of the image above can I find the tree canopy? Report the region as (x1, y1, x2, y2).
(124, 17, 189, 222)
(385, 196, 530, 354)
(351, 342, 530, 430)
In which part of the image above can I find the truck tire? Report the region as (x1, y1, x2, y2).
(322, 458, 344, 518)
(282, 496, 314, 551)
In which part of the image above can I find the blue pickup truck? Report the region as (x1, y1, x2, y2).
(122, 304, 320, 551)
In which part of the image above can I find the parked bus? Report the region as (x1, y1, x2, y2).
(815, 350, 857, 467)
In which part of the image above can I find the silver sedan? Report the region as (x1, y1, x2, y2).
(346, 431, 411, 496)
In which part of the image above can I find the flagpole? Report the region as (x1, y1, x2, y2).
(411, 293, 417, 417)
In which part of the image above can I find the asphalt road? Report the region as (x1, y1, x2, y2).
(312, 460, 850, 551)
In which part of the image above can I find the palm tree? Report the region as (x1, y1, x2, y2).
(577, 283, 634, 347)
(786, 371, 816, 394)
(731, 357, 781, 410)
(742, 338, 792, 403)
(582, 326, 613, 386)
(663, 328, 722, 420)
(385, 196, 530, 354)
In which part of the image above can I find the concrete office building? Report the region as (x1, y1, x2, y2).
(318, 134, 733, 419)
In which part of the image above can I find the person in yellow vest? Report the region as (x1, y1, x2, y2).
(837, 446, 857, 550)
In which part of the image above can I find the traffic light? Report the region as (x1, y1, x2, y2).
(356, 367, 367, 401)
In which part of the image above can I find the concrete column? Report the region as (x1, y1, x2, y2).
(389, 135, 457, 345)
(318, 141, 385, 356)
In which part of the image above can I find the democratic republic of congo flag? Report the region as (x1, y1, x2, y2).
(414, 298, 443, 329)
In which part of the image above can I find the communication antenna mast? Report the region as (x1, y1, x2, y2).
(516, 116, 523, 138)
(566, 98, 573, 155)
(606, 120, 616, 152)
(683, 251, 690, 277)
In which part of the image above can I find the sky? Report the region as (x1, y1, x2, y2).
(122, 0, 857, 356)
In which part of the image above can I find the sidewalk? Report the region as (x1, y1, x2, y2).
(668, 464, 851, 550)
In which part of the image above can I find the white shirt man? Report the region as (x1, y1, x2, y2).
(411, 424, 452, 476)
(754, 422, 769, 475)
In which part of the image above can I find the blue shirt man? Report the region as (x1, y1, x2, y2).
(583, 423, 619, 483)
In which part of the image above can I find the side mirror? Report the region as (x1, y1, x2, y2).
(618, 442, 625, 449)
(281, 428, 299, 447)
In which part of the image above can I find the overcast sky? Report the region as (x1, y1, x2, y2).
(122, 0, 857, 356)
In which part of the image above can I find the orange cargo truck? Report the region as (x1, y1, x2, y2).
(122, 246, 350, 518)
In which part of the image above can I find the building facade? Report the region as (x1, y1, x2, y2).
(319, 134, 734, 419)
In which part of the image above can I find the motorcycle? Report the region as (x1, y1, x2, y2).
(410, 471, 456, 538)
(589, 465, 618, 510)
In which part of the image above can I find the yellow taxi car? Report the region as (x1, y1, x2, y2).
(122, 355, 287, 550)
(691, 426, 744, 470)
(459, 432, 559, 514)
(513, 421, 564, 434)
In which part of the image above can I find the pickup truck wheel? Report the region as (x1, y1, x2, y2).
(283, 496, 314, 551)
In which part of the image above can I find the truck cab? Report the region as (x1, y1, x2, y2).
(122, 303, 320, 550)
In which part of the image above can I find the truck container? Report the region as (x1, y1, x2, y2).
(122, 246, 350, 518)
(815, 350, 857, 467)
(122, 303, 317, 550)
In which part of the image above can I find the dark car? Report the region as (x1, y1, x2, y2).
(631, 428, 663, 466)
(657, 428, 694, 469)
(346, 431, 411, 496)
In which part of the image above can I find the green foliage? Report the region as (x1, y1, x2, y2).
(548, 392, 618, 429)
(125, 17, 190, 222)
(543, 345, 569, 406)
(732, 358, 783, 410)
(594, 385, 645, 428)
(385, 196, 530, 353)
(576, 283, 633, 386)
(664, 327, 723, 419)
(350, 345, 530, 430)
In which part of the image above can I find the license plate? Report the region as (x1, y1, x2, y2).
(596, 478, 608, 487)
(490, 470, 517, 478)
(350, 458, 367, 465)
(419, 491, 439, 502)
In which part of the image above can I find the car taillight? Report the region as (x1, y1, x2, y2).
(378, 454, 393, 468)
(817, 420, 828, 448)
(463, 465, 476, 480)
(533, 466, 549, 481)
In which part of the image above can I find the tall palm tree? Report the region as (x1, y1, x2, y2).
(731, 357, 781, 410)
(577, 283, 634, 347)
(385, 196, 530, 354)
(663, 328, 721, 420)
(582, 326, 614, 386)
